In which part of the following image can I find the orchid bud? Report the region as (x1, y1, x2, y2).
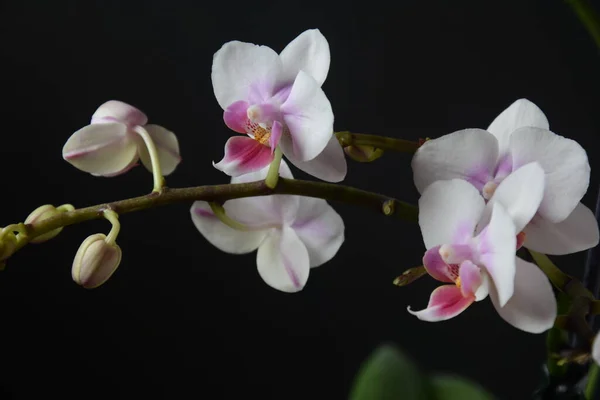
(72, 233, 122, 289)
(0, 228, 17, 262)
(24, 204, 66, 243)
(343, 145, 383, 163)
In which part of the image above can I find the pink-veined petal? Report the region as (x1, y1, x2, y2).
(90, 100, 148, 127)
(523, 203, 599, 255)
(407, 285, 474, 322)
(270, 120, 283, 150)
(482, 162, 545, 233)
(423, 246, 458, 283)
(279, 29, 330, 86)
(280, 70, 334, 161)
(137, 124, 181, 176)
(224, 101, 250, 133)
(213, 136, 274, 177)
(292, 197, 344, 267)
(256, 225, 310, 293)
(211, 41, 283, 110)
(458, 260, 483, 299)
(422, 246, 455, 283)
(281, 133, 347, 182)
(486, 99, 549, 157)
(229, 160, 300, 226)
(476, 203, 517, 307)
(62, 123, 139, 177)
(489, 258, 556, 333)
(411, 129, 499, 194)
(510, 126, 590, 223)
(190, 201, 268, 254)
(418, 179, 485, 249)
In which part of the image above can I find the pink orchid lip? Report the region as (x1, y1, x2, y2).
(213, 136, 274, 177)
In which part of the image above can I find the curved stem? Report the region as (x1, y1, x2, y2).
(529, 249, 594, 299)
(103, 210, 121, 245)
(133, 126, 165, 193)
(209, 202, 251, 232)
(208, 202, 279, 232)
(335, 131, 420, 153)
(265, 146, 283, 189)
(19, 178, 417, 249)
(566, 0, 600, 50)
(586, 362, 600, 400)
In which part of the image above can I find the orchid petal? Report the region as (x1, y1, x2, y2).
(279, 29, 330, 86)
(486, 99, 549, 157)
(422, 246, 455, 283)
(489, 258, 556, 333)
(510, 126, 590, 223)
(211, 41, 283, 110)
(292, 197, 344, 267)
(90, 100, 148, 127)
(411, 129, 499, 194)
(483, 162, 545, 233)
(190, 201, 268, 254)
(223, 101, 250, 133)
(476, 203, 517, 307)
(524, 203, 599, 255)
(137, 124, 181, 176)
(458, 260, 482, 299)
(407, 285, 474, 322)
(62, 123, 139, 177)
(256, 225, 310, 292)
(281, 134, 347, 182)
(229, 160, 299, 226)
(231, 157, 294, 183)
(213, 136, 274, 177)
(418, 179, 485, 249)
(280, 70, 334, 161)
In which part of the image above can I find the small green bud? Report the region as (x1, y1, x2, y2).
(344, 145, 384, 163)
(72, 233, 122, 289)
(0, 229, 17, 262)
(393, 266, 427, 287)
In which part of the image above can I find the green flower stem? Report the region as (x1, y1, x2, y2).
(529, 249, 594, 299)
(16, 178, 417, 252)
(134, 126, 165, 193)
(586, 362, 600, 400)
(566, 0, 600, 50)
(103, 210, 121, 245)
(208, 202, 254, 231)
(265, 146, 283, 189)
(335, 131, 420, 153)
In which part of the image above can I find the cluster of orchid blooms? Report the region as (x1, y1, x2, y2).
(6, 29, 600, 366)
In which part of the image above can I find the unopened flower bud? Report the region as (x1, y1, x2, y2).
(0, 229, 17, 261)
(393, 266, 427, 287)
(344, 145, 383, 163)
(72, 233, 122, 289)
(25, 204, 68, 244)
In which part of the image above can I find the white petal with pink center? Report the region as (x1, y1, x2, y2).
(62, 100, 181, 177)
(411, 98, 596, 255)
(211, 29, 346, 182)
(409, 178, 556, 332)
(190, 160, 344, 293)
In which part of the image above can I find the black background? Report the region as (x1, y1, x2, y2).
(1, 0, 600, 399)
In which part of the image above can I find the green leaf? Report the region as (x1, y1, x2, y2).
(429, 374, 494, 400)
(349, 343, 428, 400)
